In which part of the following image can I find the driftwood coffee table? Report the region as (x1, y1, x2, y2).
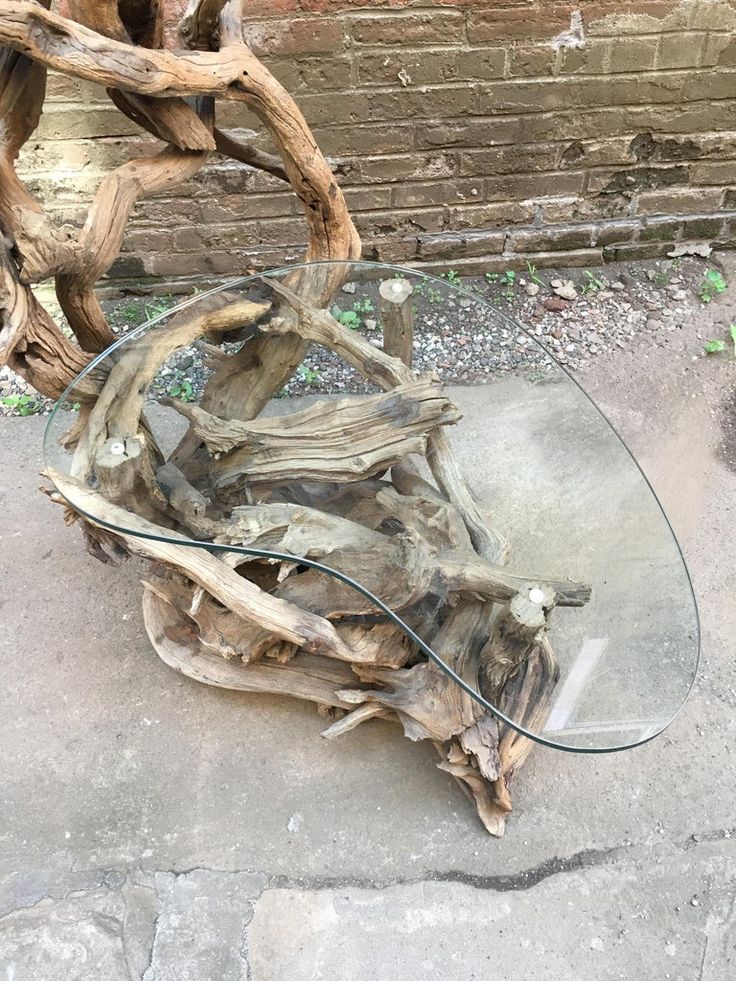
(43, 260, 700, 836)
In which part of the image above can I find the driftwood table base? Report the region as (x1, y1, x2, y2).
(41, 260, 601, 838)
(2, 2, 699, 838)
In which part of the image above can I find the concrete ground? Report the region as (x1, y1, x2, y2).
(1, 293, 735, 979)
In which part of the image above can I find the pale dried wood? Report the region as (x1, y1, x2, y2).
(478, 584, 556, 707)
(179, 0, 229, 49)
(168, 377, 461, 492)
(143, 573, 297, 664)
(337, 603, 487, 742)
(0, 243, 93, 400)
(4, 0, 580, 838)
(188, 496, 590, 619)
(379, 278, 414, 367)
(214, 127, 288, 182)
(48, 470, 357, 662)
(108, 89, 216, 151)
(142, 585, 368, 709)
(435, 751, 508, 837)
(261, 281, 510, 562)
(71, 295, 270, 510)
(55, 148, 208, 352)
(320, 703, 393, 740)
(156, 462, 209, 522)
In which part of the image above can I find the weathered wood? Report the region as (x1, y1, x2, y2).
(142, 585, 370, 709)
(379, 278, 414, 367)
(56, 148, 209, 351)
(478, 583, 556, 706)
(2, 0, 592, 838)
(70, 296, 270, 515)
(261, 281, 510, 562)
(168, 377, 461, 492)
(179, 0, 229, 49)
(214, 128, 288, 182)
(107, 89, 216, 151)
(48, 469, 356, 663)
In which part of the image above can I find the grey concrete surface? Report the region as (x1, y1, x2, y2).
(1, 301, 735, 978)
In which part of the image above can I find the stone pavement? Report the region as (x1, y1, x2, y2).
(1, 331, 734, 978)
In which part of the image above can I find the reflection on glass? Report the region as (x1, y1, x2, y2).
(44, 260, 699, 754)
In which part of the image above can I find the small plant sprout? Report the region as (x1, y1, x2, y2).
(442, 269, 461, 286)
(168, 378, 194, 401)
(501, 270, 516, 286)
(298, 363, 321, 385)
(709, 325, 736, 356)
(704, 340, 727, 354)
(352, 296, 374, 315)
(1, 393, 43, 416)
(330, 304, 361, 329)
(484, 272, 499, 284)
(699, 269, 727, 303)
(526, 262, 544, 287)
(581, 269, 605, 295)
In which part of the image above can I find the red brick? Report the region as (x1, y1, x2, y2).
(451, 201, 536, 228)
(509, 43, 557, 78)
(485, 172, 586, 201)
(392, 179, 483, 208)
(245, 18, 346, 57)
(457, 47, 507, 80)
(657, 31, 706, 69)
(458, 145, 559, 177)
(357, 50, 460, 87)
(634, 187, 724, 214)
(586, 2, 688, 37)
(311, 124, 413, 156)
(468, 7, 573, 42)
(608, 35, 662, 72)
(349, 11, 464, 46)
(417, 229, 506, 260)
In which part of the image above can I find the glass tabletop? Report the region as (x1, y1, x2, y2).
(44, 259, 699, 753)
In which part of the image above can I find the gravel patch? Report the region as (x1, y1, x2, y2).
(1, 255, 731, 415)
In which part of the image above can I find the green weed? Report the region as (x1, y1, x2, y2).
(298, 364, 321, 385)
(168, 379, 194, 401)
(330, 304, 361, 328)
(352, 297, 374, 315)
(704, 340, 726, 354)
(699, 269, 727, 303)
(2, 393, 43, 416)
(703, 325, 736, 356)
(580, 269, 605, 295)
(526, 262, 544, 287)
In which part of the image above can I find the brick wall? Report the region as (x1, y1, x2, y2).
(20, 0, 736, 281)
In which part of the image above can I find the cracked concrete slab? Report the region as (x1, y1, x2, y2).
(0, 884, 131, 981)
(142, 869, 265, 981)
(1, 295, 735, 978)
(247, 848, 735, 981)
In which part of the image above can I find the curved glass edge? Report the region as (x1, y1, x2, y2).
(44, 259, 701, 754)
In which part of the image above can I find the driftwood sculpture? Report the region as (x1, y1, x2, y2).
(0, 1, 591, 835)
